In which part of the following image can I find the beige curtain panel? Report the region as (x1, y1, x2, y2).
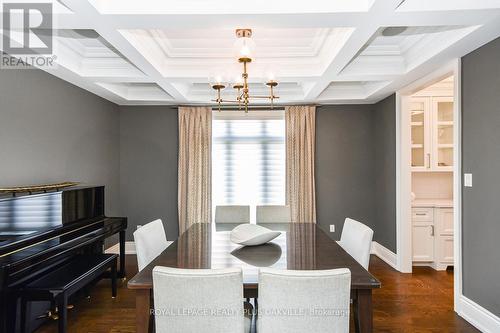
(178, 106, 212, 235)
(285, 105, 316, 223)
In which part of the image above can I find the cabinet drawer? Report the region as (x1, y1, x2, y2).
(412, 208, 434, 222)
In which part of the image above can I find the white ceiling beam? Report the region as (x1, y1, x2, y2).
(382, 8, 500, 27)
(367, 16, 500, 102)
(48, 8, 500, 30)
(60, 0, 188, 102)
(44, 65, 125, 105)
(104, 13, 367, 29)
(94, 28, 188, 101)
(303, 0, 404, 100)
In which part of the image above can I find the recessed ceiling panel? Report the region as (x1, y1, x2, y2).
(341, 25, 478, 76)
(55, 29, 144, 77)
(120, 27, 353, 79)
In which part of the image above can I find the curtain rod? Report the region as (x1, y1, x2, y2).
(178, 103, 320, 110)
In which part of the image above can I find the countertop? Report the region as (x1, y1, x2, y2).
(412, 198, 453, 208)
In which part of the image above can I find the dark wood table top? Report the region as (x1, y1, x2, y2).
(128, 223, 380, 290)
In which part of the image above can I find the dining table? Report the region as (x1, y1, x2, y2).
(128, 222, 381, 333)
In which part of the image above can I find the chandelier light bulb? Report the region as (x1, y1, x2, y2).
(208, 70, 228, 88)
(267, 71, 276, 81)
(233, 36, 256, 62)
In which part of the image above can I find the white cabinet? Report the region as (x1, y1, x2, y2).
(412, 206, 454, 270)
(412, 223, 435, 262)
(411, 96, 454, 172)
(410, 97, 430, 171)
(434, 208, 454, 268)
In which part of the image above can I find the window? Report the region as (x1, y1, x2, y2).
(212, 111, 286, 222)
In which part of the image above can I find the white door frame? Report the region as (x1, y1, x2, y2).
(395, 59, 462, 311)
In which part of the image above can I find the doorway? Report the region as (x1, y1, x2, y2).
(395, 60, 462, 311)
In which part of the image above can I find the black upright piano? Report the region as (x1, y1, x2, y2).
(0, 185, 127, 332)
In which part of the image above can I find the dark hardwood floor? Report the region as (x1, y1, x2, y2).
(36, 255, 478, 333)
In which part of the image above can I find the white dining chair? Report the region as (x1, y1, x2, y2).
(338, 218, 374, 270)
(215, 205, 250, 223)
(152, 266, 252, 333)
(256, 205, 291, 223)
(257, 268, 351, 333)
(133, 219, 170, 271)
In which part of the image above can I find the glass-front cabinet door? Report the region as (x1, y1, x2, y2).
(410, 97, 430, 170)
(432, 96, 454, 171)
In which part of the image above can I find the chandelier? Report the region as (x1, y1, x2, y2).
(210, 29, 279, 112)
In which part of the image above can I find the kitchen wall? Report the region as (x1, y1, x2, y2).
(462, 36, 500, 316)
(0, 67, 120, 216)
(119, 106, 179, 241)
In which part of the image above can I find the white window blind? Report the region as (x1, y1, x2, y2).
(212, 111, 286, 222)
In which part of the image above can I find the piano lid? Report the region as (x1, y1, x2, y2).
(0, 186, 105, 246)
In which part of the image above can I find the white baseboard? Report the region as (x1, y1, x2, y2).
(371, 241, 398, 270)
(457, 295, 500, 333)
(105, 241, 136, 255)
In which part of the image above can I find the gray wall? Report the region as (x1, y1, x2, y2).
(315, 105, 377, 240)
(373, 95, 397, 252)
(462, 36, 500, 316)
(315, 101, 397, 252)
(119, 106, 179, 241)
(0, 68, 120, 216)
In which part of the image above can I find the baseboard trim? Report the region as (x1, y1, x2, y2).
(457, 295, 500, 333)
(371, 241, 398, 270)
(105, 241, 136, 255)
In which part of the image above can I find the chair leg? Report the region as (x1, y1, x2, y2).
(56, 294, 68, 333)
(353, 297, 360, 333)
(111, 259, 117, 298)
(149, 290, 155, 333)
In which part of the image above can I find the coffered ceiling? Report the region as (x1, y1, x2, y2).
(2, 0, 500, 105)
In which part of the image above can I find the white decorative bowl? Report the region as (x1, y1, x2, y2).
(230, 224, 281, 246)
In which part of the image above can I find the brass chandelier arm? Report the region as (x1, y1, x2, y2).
(247, 95, 280, 99)
(210, 99, 241, 103)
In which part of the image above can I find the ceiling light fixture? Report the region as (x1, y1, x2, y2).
(210, 29, 279, 112)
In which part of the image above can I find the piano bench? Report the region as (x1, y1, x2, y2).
(19, 254, 118, 333)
